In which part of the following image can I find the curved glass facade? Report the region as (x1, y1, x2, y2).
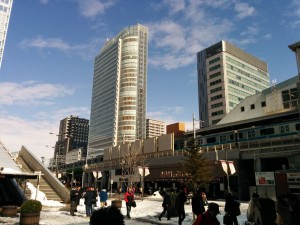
(88, 24, 148, 151)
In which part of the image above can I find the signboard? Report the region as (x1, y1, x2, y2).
(255, 172, 275, 186)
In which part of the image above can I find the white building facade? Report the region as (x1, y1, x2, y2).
(88, 24, 148, 151)
(146, 118, 166, 138)
(0, 0, 13, 68)
(197, 40, 270, 126)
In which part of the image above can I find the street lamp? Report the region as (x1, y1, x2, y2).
(82, 148, 89, 188)
(193, 113, 204, 139)
(138, 166, 150, 201)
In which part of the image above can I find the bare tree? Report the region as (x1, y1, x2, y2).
(120, 140, 145, 189)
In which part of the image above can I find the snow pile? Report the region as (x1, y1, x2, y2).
(26, 182, 65, 207)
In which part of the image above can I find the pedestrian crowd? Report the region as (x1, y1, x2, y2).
(69, 185, 300, 225)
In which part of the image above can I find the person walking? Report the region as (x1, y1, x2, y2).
(99, 188, 108, 208)
(276, 194, 291, 225)
(70, 186, 80, 216)
(175, 187, 187, 225)
(91, 187, 98, 212)
(158, 190, 171, 221)
(192, 189, 205, 221)
(285, 193, 300, 225)
(83, 187, 94, 217)
(224, 192, 240, 225)
(247, 193, 262, 225)
(193, 202, 220, 225)
(124, 187, 134, 219)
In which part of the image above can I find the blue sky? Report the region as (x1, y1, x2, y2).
(0, 0, 299, 163)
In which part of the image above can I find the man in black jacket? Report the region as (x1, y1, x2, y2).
(192, 190, 205, 221)
(70, 186, 80, 216)
(175, 187, 187, 225)
(158, 190, 171, 221)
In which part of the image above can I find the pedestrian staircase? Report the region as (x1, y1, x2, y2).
(16, 146, 70, 203)
(17, 156, 63, 202)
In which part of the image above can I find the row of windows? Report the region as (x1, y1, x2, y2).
(228, 94, 243, 102)
(211, 86, 222, 94)
(210, 79, 222, 86)
(209, 57, 220, 65)
(212, 110, 224, 117)
(240, 101, 266, 112)
(209, 64, 221, 72)
(211, 102, 223, 109)
(227, 71, 267, 90)
(228, 79, 258, 94)
(226, 56, 269, 80)
(227, 63, 269, 88)
(209, 71, 221, 79)
(212, 119, 221, 125)
(228, 86, 250, 98)
(211, 94, 222, 101)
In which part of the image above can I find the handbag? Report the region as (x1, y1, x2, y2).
(131, 201, 136, 208)
(223, 213, 232, 225)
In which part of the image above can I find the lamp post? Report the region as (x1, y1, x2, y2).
(193, 113, 204, 139)
(82, 148, 89, 188)
(138, 166, 149, 201)
(225, 148, 230, 193)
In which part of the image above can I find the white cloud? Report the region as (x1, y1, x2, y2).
(162, 0, 186, 15)
(287, 0, 300, 29)
(234, 2, 255, 19)
(76, 0, 116, 18)
(18, 36, 102, 60)
(0, 82, 74, 105)
(262, 34, 272, 40)
(39, 0, 49, 5)
(0, 114, 58, 161)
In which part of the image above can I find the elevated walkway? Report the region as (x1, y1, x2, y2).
(17, 146, 70, 203)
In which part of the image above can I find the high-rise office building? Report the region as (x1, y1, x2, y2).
(53, 115, 89, 165)
(88, 24, 148, 151)
(146, 118, 165, 138)
(197, 40, 270, 126)
(0, 0, 13, 68)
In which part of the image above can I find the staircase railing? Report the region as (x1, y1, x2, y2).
(18, 146, 70, 203)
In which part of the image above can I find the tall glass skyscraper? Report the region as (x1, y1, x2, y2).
(88, 24, 148, 152)
(0, 0, 13, 69)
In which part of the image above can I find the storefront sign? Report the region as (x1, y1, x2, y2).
(255, 172, 275, 185)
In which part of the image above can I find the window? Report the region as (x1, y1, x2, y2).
(251, 104, 255, 110)
(212, 110, 224, 116)
(211, 94, 222, 101)
(207, 137, 217, 144)
(241, 106, 245, 112)
(210, 79, 222, 86)
(210, 86, 222, 93)
(261, 101, 266, 107)
(209, 57, 220, 65)
(260, 128, 274, 136)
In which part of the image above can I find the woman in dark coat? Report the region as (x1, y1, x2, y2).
(224, 193, 240, 225)
(83, 187, 95, 217)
